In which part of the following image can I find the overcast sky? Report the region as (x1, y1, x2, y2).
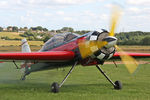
(0, 0, 150, 32)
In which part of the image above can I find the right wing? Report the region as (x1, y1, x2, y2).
(0, 51, 75, 62)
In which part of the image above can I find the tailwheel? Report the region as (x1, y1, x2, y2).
(51, 82, 59, 93)
(114, 80, 122, 90)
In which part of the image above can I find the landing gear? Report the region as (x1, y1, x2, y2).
(20, 64, 31, 80)
(51, 61, 78, 93)
(51, 82, 59, 93)
(114, 80, 122, 89)
(96, 65, 122, 90)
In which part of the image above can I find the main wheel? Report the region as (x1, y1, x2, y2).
(51, 82, 59, 93)
(114, 80, 122, 90)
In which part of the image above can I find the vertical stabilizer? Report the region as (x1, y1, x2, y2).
(21, 38, 31, 80)
(21, 38, 31, 53)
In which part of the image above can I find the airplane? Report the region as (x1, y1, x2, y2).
(0, 29, 150, 93)
(0, 7, 150, 93)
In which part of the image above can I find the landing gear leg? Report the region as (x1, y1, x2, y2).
(20, 64, 30, 80)
(96, 65, 122, 90)
(51, 61, 78, 93)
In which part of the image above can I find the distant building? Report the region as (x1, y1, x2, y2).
(7, 27, 13, 31)
(3, 28, 7, 31)
(37, 35, 42, 39)
(18, 31, 25, 33)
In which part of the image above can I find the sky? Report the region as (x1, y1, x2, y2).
(0, 0, 150, 32)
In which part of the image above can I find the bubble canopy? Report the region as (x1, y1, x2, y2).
(40, 32, 80, 51)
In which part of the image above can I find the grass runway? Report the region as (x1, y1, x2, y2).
(0, 62, 150, 100)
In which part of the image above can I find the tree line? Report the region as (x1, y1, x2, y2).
(0, 26, 150, 45)
(116, 31, 150, 45)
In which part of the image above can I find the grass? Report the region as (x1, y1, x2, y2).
(0, 62, 150, 100)
(0, 46, 42, 52)
(119, 45, 150, 53)
(0, 40, 43, 46)
(0, 32, 44, 46)
(0, 32, 23, 39)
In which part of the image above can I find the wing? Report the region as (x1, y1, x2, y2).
(0, 51, 75, 62)
(113, 52, 150, 58)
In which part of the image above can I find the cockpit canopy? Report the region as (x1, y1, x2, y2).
(40, 32, 80, 51)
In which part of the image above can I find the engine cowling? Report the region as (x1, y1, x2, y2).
(88, 30, 116, 61)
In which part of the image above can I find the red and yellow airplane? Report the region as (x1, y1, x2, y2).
(0, 7, 150, 93)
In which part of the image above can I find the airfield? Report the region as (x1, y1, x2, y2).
(0, 52, 150, 100)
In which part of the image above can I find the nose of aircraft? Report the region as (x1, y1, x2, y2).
(102, 36, 117, 48)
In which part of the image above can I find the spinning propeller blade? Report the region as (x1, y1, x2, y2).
(109, 6, 139, 74)
(108, 6, 139, 74)
(115, 45, 139, 74)
(109, 5, 122, 36)
(78, 40, 108, 59)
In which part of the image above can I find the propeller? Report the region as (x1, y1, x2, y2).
(78, 5, 139, 74)
(115, 45, 139, 74)
(109, 5, 139, 74)
(78, 40, 108, 59)
(78, 5, 121, 59)
(109, 5, 122, 37)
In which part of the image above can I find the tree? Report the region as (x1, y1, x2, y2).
(43, 28, 48, 31)
(140, 37, 150, 45)
(43, 34, 52, 42)
(7, 26, 13, 31)
(24, 27, 28, 30)
(61, 27, 74, 32)
(12, 26, 18, 32)
(36, 26, 43, 31)
(0, 27, 3, 32)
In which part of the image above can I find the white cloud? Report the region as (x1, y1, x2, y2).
(127, 7, 141, 14)
(127, 0, 150, 5)
(6, 0, 104, 8)
(56, 11, 65, 15)
(44, 12, 53, 17)
(64, 17, 73, 21)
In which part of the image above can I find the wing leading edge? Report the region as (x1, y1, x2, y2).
(0, 51, 75, 61)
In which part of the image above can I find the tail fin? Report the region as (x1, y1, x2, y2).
(21, 38, 31, 53)
(21, 38, 31, 80)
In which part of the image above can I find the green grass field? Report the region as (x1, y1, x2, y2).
(0, 32, 23, 39)
(0, 40, 43, 46)
(0, 62, 150, 100)
(0, 32, 44, 47)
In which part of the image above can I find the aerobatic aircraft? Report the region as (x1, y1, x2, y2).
(0, 7, 150, 93)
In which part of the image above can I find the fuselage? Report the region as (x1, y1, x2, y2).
(27, 31, 117, 73)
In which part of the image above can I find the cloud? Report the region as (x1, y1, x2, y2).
(127, 7, 141, 14)
(6, 0, 104, 8)
(56, 11, 65, 15)
(64, 17, 73, 21)
(127, 0, 150, 5)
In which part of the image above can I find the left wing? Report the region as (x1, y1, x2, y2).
(0, 51, 75, 62)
